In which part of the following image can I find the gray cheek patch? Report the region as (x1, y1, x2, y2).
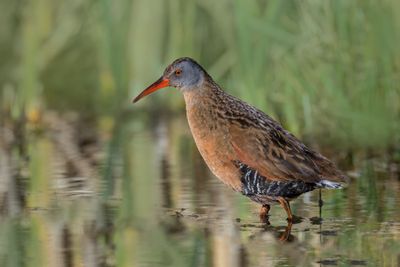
(178, 67, 203, 90)
(182, 67, 201, 87)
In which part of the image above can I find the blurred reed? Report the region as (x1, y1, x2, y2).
(0, 0, 399, 148)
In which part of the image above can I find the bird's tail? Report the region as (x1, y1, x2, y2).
(315, 180, 343, 189)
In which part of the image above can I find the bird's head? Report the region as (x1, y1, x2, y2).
(132, 57, 206, 103)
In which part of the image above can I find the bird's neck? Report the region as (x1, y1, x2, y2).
(183, 81, 226, 131)
(182, 80, 224, 109)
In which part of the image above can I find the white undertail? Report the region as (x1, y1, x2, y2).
(316, 180, 342, 189)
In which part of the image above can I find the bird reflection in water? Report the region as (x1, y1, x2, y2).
(263, 221, 295, 242)
(250, 217, 297, 242)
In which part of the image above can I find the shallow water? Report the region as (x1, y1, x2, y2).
(0, 113, 399, 267)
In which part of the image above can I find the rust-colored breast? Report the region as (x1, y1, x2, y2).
(183, 90, 242, 191)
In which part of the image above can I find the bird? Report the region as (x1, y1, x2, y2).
(133, 57, 347, 222)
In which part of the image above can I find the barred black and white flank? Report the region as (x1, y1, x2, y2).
(236, 161, 342, 204)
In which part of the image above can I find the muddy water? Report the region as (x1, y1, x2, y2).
(0, 113, 399, 267)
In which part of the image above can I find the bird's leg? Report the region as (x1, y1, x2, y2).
(277, 197, 293, 222)
(319, 188, 323, 219)
(259, 204, 270, 222)
(318, 188, 324, 208)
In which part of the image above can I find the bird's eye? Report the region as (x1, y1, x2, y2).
(175, 69, 182, 76)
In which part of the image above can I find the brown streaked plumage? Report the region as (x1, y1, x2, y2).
(133, 57, 348, 221)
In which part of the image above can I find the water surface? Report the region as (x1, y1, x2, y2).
(0, 113, 399, 267)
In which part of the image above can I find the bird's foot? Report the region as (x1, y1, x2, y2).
(287, 215, 303, 224)
(259, 213, 270, 224)
(259, 204, 271, 223)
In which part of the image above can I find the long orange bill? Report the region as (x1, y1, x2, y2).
(132, 77, 170, 103)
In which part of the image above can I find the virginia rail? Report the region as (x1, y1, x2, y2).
(133, 57, 347, 222)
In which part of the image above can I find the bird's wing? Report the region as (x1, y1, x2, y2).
(229, 123, 347, 183)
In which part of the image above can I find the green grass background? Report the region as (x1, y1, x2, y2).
(1, 0, 399, 148)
